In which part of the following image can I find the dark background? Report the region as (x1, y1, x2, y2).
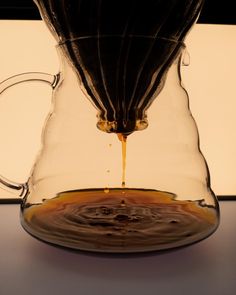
(0, 0, 235, 24)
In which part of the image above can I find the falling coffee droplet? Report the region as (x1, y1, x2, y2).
(104, 187, 110, 194)
(104, 170, 110, 194)
(117, 133, 127, 188)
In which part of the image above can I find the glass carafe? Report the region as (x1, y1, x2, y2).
(0, 43, 219, 253)
(0, 0, 219, 253)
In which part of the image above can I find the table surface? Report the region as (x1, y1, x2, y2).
(0, 201, 235, 295)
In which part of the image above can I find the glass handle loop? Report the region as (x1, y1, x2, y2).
(0, 72, 59, 198)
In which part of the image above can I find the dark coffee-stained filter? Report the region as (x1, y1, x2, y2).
(34, 0, 204, 134)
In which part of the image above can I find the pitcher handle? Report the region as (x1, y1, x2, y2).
(0, 72, 60, 200)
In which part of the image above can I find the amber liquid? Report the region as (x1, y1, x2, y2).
(117, 133, 127, 188)
(21, 188, 218, 253)
(21, 134, 218, 253)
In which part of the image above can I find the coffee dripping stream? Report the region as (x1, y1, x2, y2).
(33, 0, 204, 187)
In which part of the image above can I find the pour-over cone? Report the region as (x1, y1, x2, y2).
(34, 0, 204, 134)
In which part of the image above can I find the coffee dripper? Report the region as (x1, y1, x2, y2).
(0, 0, 219, 253)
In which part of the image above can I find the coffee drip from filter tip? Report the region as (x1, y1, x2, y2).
(34, 0, 204, 136)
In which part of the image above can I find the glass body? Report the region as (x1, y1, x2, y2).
(0, 0, 219, 253)
(18, 45, 219, 253)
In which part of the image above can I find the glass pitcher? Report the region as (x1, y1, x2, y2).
(0, 0, 219, 253)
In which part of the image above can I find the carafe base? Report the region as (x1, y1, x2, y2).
(21, 188, 219, 253)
